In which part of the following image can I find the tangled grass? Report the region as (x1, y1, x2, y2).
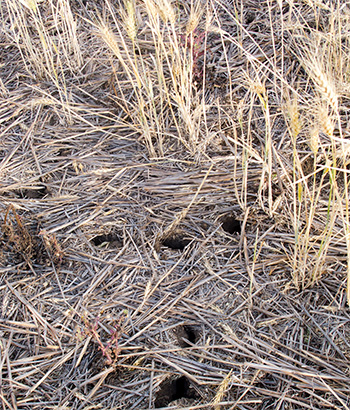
(1, 0, 350, 409)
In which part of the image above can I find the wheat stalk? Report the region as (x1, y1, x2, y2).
(308, 60, 338, 112)
(186, 3, 203, 34)
(122, 0, 138, 42)
(157, 0, 176, 25)
(212, 370, 233, 409)
(318, 104, 334, 137)
(309, 127, 320, 155)
(286, 97, 302, 140)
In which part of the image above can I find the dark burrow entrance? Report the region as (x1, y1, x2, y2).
(221, 215, 241, 234)
(91, 233, 122, 248)
(175, 325, 200, 348)
(17, 184, 49, 199)
(154, 376, 198, 408)
(161, 231, 191, 250)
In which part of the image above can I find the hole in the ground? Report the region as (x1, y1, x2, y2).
(154, 376, 197, 408)
(175, 325, 199, 348)
(245, 11, 256, 25)
(221, 215, 241, 234)
(18, 184, 49, 199)
(91, 233, 122, 248)
(162, 231, 191, 250)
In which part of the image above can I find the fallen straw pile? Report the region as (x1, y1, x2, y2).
(1, 0, 350, 408)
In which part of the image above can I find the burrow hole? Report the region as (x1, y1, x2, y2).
(18, 183, 49, 199)
(175, 325, 200, 348)
(221, 215, 241, 234)
(154, 376, 198, 408)
(91, 232, 122, 248)
(161, 231, 191, 251)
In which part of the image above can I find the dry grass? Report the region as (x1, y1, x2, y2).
(1, 0, 350, 408)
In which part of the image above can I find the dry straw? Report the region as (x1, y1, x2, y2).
(186, 3, 203, 34)
(308, 60, 338, 112)
(309, 127, 320, 155)
(2, 1, 350, 409)
(18, 0, 38, 12)
(286, 97, 302, 140)
(212, 369, 233, 409)
(98, 23, 122, 60)
(318, 104, 334, 137)
(156, 0, 176, 25)
(121, 0, 138, 42)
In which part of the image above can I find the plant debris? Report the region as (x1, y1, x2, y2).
(1, 0, 350, 409)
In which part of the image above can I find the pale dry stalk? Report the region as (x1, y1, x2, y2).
(186, 3, 203, 34)
(212, 370, 233, 409)
(156, 0, 176, 25)
(122, 0, 138, 42)
(309, 60, 338, 112)
(318, 104, 334, 138)
(287, 97, 302, 140)
(309, 127, 320, 155)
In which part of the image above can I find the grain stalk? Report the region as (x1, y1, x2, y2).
(94, 0, 210, 156)
(289, 3, 350, 300)
(248, 73, 273, 215)
(5, 0, 82, 122)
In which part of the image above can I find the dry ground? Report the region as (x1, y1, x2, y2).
(1, 0, 350, 409)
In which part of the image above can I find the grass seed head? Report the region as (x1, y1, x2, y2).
(311, 62, 338, 111)
(99, 24, 121, 59)
(145, 0, 159, 21)
(157, 0, 175, 25)
(123, 0, 138, 42)
(186, 5, 203, 34)
(319, 104, 334, 137)
(213, 370, 233, 408)
(287, 98, 302, 139)
(309, 127, 320, 155)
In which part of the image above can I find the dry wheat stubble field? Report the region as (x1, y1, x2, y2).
(1, 0, 350, 409)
